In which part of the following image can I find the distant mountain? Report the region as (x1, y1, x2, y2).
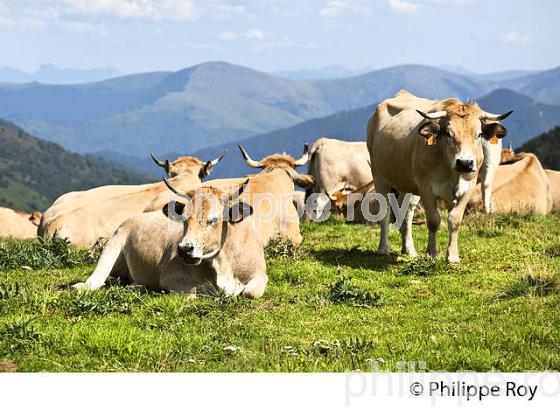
(0, 120, 147, 212)
(0, 62, 502, 160)
(501, 66, 560, 105)
(479, 70, 538, 82)
(477, 89, 560, 147)
(519, 126, 560, 171)
(186, 89, 560, 180)
(0, 64, 124, 84)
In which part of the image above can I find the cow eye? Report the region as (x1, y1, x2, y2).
(207, 217, 219, 226)
(446, 130, 454, 138)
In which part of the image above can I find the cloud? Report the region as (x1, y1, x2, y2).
(244, 28, 265, 41)
(218, 30, 238, 41)
(502, 31, 530, 45)
(389, 0, 418, 13)
(61, 0, 198, 21)
(320, 0, 369, 18)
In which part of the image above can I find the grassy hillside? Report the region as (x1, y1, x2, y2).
(0, 119, 147, 212)
(0, 213, 559, 372)
(520, 126, 560, 170)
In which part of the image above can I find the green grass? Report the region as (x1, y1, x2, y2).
(1, 212, 560, 372)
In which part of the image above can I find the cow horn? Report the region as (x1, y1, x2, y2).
(151, 153, 167, 168)
(238, 145, 262, 168)
(229, 179, 250, 201)
(480, 110, 513, 122)
(162, 176, 191, 199)
(293, 143, 310, 167)
(416, 110, 447, 120)
(209, 150, 228, 166)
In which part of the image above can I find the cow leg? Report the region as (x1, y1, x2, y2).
(399, 193, 420, 256)
(373, 179, 391, 255)
(446, 193, 472, 264)
(73, 234, 125, 290)
(422, 192, 440, 258)
(480, 165, 497, 214)
(242, 273, 269, 299)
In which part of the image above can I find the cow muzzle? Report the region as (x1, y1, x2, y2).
(177, 243, 203, 265)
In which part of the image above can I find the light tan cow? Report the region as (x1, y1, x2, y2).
(39, 152, 226, 248)
(368, 90, 512, 263)
(306, 138, 371, 214)
(73, 182, 268, 298)
(0, 208, 42, 239)
(468, 152, 552, 214)
(545, 169, 560, 210)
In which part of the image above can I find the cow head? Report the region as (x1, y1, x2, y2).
(500, 141, 516, 164)
(238, 144, 315, 189)
(151, 151, 227, 178)
(417, 101, 512, 175)
(162, 178, 253, 265)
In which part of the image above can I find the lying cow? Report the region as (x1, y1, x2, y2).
(39, 152, 226, 248)
(0, 208, 42, 239)
(368, 90, 512, 263)
(468, 152, 552, 214)
(73, 181, 268, 298)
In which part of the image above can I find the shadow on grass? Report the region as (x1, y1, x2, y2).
(309, 246, 400, 271)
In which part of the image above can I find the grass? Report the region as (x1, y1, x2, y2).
(0, 212, 559, 372)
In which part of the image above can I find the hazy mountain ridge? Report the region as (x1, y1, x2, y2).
(0, 64, 124, 84)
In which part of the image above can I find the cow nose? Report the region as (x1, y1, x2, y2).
(455, 159, 475, 173)
(177, 244, 194, 258)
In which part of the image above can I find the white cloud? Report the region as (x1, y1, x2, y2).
(502, 31, 530, 45)
(320, 0, 369, 18)
(218, 30, 238, 41)
(244, 28, 265, 41)
(389, 0, 418, 13)
(62, 0, 198, 21)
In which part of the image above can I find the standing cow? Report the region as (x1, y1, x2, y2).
(368, 90, 512, 263)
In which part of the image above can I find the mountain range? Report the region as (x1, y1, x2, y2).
(0, 119, 146, 212)
(0, 64, 124, 84)
(2, 62, 559, 163)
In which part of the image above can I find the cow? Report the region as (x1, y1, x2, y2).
(0, 208, 41, 239)
(306, 138, 372, 215)
(73, 181, 268, 298)
(39, 152, 226, 248)
(368, 90, 512, 263)
(468, 152, 552, 214)
(545, 169, 560, 210)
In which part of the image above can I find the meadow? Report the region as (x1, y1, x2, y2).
(1, 211, 559, 372)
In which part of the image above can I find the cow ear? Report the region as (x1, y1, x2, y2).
(228, 202, 253, 224)
(163, 201, 186, 221)
(292, 172, 315, 189)
(419, 121, 440, 145)
(482, 123, 507, 141)
(199, 161, 213, 179)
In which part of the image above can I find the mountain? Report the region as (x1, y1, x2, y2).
(479, 70, 537, 82)
(0, 62, 500, 160)
(186, 89, 560, 180)
(477, 89, 560, 147)
(519, 126, 560, 171)
(501, 66, 560, 105)
(0, 119, 148, 212)
(0, 64, 124, 84)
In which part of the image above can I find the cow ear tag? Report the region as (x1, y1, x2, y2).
(490, 135, 499, 144)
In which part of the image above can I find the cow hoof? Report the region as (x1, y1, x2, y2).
(376, 247, 390, 256)
(72, 282, 90, 290)
(447, 256, 460, 264)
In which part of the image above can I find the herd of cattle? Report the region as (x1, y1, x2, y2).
(1, 91, 559, 298)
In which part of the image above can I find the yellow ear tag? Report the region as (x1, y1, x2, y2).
(490, 135, 499, 144)
(426, 135, 436, 145)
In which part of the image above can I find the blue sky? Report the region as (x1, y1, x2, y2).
(0, 0, 558, 74)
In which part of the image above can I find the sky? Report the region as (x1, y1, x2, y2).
(0, 0, 558, 74)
